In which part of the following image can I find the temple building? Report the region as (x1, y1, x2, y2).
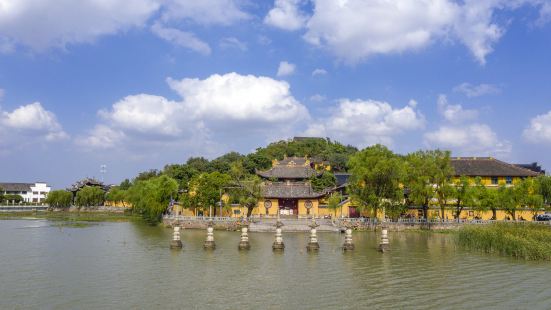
(451, 157, 542, 185)
(255, 157, 326, 218)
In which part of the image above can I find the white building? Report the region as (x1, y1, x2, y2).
(0, 182, 51, 204)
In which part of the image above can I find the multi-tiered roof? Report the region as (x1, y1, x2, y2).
(256, 156, 324, 199)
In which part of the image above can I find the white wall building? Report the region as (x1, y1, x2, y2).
(0, 182, 51, 203)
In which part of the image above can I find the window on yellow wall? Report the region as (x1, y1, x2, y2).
(491, 177, 498, 185)
(506, 176, 512, 185)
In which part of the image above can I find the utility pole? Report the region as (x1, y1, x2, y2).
(100, 164, 107, 183)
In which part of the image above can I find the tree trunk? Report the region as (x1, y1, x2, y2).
(491, 208, 497, 220)
(247, 205, 254, 217)
(440, 206, 445, 220)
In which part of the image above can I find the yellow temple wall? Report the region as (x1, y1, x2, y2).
(298, 199, 319, 216)
(451, 176, 523, 187)
(405, 208, 544, 221)
(256, 199, 280, 216)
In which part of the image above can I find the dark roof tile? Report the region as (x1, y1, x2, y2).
(451, 157, 540, 177)
(262, 182, 324, 198)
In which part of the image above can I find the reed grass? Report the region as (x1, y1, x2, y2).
(457, 223, 551, 261)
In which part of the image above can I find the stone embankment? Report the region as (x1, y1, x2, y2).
(162, 216, 477, 232)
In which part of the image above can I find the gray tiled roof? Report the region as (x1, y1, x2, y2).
(257, 166, 320, 179)
(257, 157, 321, 179)
(451, 157, 541, 177)
(262, 182, 325, 199)
(67, 178, 108, 192)
(0, 183, 33, 192)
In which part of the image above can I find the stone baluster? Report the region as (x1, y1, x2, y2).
(170, 226, 183, 249)
(342, 227, 354, 251)
(379, 225, 389, 252)
(238, 222, 250, 250)
(272, 220, 285, 251)
(306, 219, 320, 252)
(203, 221, 216, 249)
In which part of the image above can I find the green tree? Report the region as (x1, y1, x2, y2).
(3, 194, 24, 204)
(106, 187, 128, 207)
(310, 171, 337, 192)
(451, 176, 477, 221)
(133, 169, 161, 182)
(536, 175, 551, 207)
(498, 185, 518, 220)
(163, 164, 198, 191)
(516, 178, 544, 220)
(404, 152, 433, 219)
(0, 186, 4, 204)
(348, 145, 404, 219)
(127, 175, 178, 224)
(45, 190, 72, 209)
(327, 192, 343, 218)
(75, 186, 105, 208)
(182, 172, 232, 217)
(471, 179, 490, 218)
(119, 179, 132, 190)
(229, 161, 263, 217)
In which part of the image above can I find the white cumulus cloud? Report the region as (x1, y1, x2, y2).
(523, 110, 551, 144)
(0, 0, 159, 51)
(277, 61, 296, 77)
(305, 99, 425, 146)
(0, 102, 68, 141)
(303, 0, 550, 64)
(437, 95, 478, 123)
(424, 124, 512, 156)
(264, 0, 309, 31)
(84, 72, 309, 150)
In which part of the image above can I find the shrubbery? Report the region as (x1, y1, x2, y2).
(457, 223, 551, 260)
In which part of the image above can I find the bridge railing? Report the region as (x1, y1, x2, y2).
(163, 215, 551, 226)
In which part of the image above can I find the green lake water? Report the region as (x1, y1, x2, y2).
(1, 219, 550, 309)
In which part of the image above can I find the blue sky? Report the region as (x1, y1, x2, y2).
(1, 0, 551, 188)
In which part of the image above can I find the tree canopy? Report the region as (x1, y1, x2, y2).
(75, 186, 105, 208)
(348, 145, 405, 218)
(45, 190, 72, 209)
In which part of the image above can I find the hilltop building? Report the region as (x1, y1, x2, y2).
(0, 182, 51, 203)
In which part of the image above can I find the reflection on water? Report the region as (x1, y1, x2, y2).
(1, 219, 550, 309)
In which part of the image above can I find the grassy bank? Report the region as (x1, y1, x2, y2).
(0, 211, 137, 222)
(457, 223, 551, 261)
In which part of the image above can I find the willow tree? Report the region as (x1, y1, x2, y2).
(45, 190, 73, 209)
(127, 175, 178, 224)
(348, 145, 404, 219)
(404, 150, 453, 220)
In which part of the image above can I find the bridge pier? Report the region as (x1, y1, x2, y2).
(342, 228, 354, 251)
(170, 226, 182, 249)
(203, 221, 216, 249)
(272, 220, 285, 251)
